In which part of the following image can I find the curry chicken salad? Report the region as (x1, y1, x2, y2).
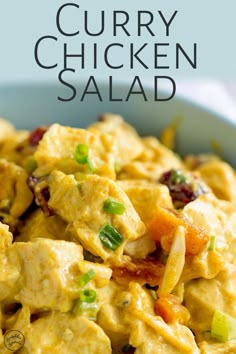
(0, 114, 236, 354)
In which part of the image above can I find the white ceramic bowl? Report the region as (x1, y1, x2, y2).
(0, 82, 235, 167)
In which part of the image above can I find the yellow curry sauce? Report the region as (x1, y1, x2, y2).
(0, 114, 236, 353)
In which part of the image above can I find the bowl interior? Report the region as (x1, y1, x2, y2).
(0, 82, 235, 167)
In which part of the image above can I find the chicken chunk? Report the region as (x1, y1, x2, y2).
(183, 193, 236, 264)
(25, 313, 111, 354)
(197, 160, 236, 204)
(16, 209, 68, 242)
(0, 159, 33, 218)
(48, 171, 145, 263)
(9, 239, 83, 311)
(185, 265, 236, 343)
(0, 223, 19, 302)
(88, 113, 144, 168)
(1, 307, 112, 354)
(118, 136, 183, 181)
(0, 119, 32, 166)
(34, 124, 116, 179)
(127, 283, 199, 354)
(118, 180, 173, 225)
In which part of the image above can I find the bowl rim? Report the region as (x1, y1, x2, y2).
(1, 79, 235, 130)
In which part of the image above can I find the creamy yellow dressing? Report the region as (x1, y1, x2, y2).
(0, 114, 235, 353)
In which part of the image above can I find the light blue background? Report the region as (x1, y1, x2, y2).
(0, 0, 235, 84)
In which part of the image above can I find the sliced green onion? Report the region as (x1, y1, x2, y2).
(103, 198, 125, 215)
(75, 144, 89, 164)
(80, 289, 96, 303)
(208, 235, 216, 251)
(171, 169, 186, 184)
(78, 269, 96, 287)
(211, 310, 236, 342)
(114, 160, 121, 172)
(73, 300, 98, 321)
(75, 144, 94, 172)
(99, 223, 124, 251)
(87, 159, 95, 173)
(24, 158, 37, 173)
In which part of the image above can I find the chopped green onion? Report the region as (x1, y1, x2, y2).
(75, 144, 94, 172)
(208, 235, 216, 251)
(99, 223, 124, 251)
(80, 289, 96, 303)
(78, 269, 96, 287)
(87, 159, 95, 173)
(171, 169, 186, 184)
(75, 144, 89, 164)
(73, 288, 97, 320)
(103, 198, 125, 215)
(211, 310, 236, 342)
(73, 300, 98, 321)
(24, 158, 37, 173)
(114, 160, 121, 172)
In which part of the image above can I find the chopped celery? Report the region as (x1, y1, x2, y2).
(211, 310, 236, 342)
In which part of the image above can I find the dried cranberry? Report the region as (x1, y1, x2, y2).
(159, 169, 206, 208)
(40, 187, 50, 202)
(27, 176, 53, 216)
(36, 186, 54, 216)
(29, 126, 49, 146)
